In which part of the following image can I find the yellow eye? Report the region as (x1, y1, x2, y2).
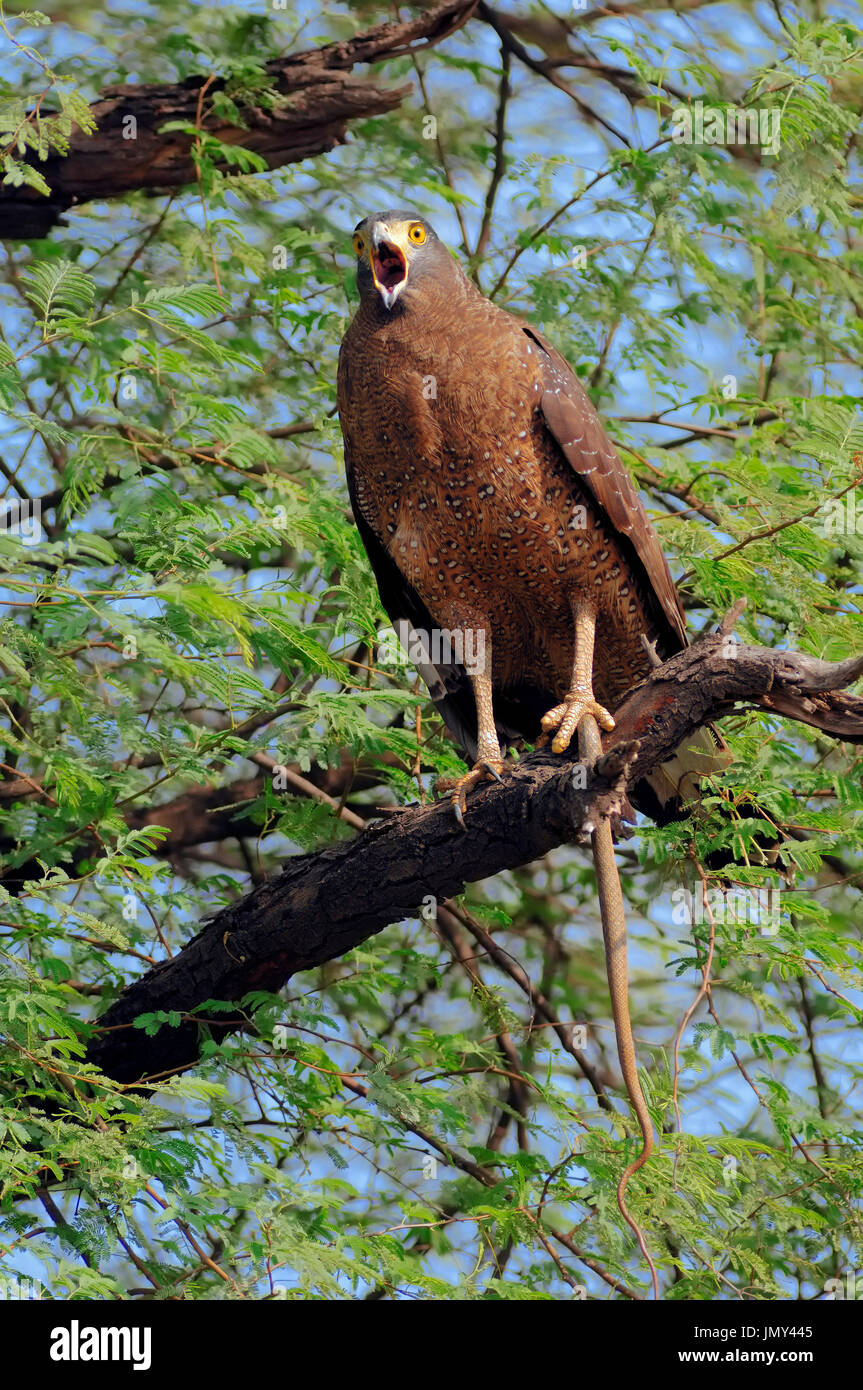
(352, 232, 366, 256)
(408, 223, 426, 245)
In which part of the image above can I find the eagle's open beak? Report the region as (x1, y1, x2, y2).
(371, 227, 409, 310)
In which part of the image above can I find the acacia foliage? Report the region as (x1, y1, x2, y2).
(0, 1, 861, 1300)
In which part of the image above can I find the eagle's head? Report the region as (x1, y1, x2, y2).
(350, 210, 451, 311)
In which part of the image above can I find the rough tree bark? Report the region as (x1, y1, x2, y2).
(1, 0, 478, 239)
(85, 624, 863, 1086)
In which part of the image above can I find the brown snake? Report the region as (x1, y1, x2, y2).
(578, 708, 659, 1299)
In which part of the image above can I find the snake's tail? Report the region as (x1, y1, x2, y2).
(617, 1131, 659, 1300)
(595, 816, 660, 1300)
(580, 708, 659, 1299)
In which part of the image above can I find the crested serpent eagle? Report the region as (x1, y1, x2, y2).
(337, 210, 718, 821)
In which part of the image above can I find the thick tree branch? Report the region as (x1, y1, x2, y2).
(1, 1, 478, 238)
(86, 628, 863, 1085)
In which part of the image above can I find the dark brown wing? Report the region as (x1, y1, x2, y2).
(517, 326, 733, 819)
(522, 323, 687, 651)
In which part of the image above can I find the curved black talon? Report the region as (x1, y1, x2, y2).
(436, 759, 507, 827)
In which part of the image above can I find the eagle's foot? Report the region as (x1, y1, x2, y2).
(436, 760, 506, 828)
(540, 687, 615, 755)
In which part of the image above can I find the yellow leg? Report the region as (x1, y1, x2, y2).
(540, 602, 615, 753)
(436, 665, 506, 828)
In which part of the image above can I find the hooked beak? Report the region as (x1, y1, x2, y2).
(370, 225, 409, 310)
